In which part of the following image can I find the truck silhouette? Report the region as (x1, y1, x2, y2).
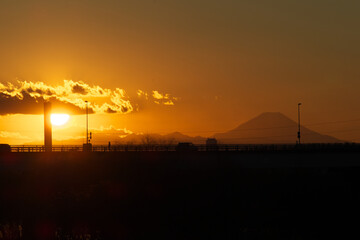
(176, 142, 198, 151)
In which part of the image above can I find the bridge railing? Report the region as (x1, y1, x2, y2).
(8, 143, 360, 153)
(10, 145, 83, 152)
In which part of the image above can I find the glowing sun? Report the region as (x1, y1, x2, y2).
(51, 114, 70, 126)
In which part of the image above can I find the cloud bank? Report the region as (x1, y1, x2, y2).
(0, 80, 178, 115)
(137, 89, 178, 106)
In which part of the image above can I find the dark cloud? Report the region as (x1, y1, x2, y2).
(0, 92, 92, 115)
(45, 89, 54, 95)
(0, 92, 43, 115)
(51, 97, 95, 115)
(72, 84, 88, 95)
(106, 107, 117, 113)
(121, 106, 129, 113)
(0, 80, 176, 115)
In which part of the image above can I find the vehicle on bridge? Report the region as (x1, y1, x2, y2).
(176, 142, 198, 152)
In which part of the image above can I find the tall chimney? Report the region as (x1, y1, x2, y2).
(44, 101, 52, 152)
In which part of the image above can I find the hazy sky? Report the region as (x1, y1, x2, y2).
(0, 0, 359, 144)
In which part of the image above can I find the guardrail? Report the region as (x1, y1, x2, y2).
(8, 143, 360, 153)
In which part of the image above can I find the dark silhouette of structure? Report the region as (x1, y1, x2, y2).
(176, 142, 197, 151)
(83, 100, 92, 151)
(44, 101, 52, 152)
(206, 138, 219, 151)
(298, 103, 302, 144)
(5, 142, 360, 153)
(0, 144, 10, 152)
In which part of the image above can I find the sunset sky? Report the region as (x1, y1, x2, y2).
(0, 0, 359, 144)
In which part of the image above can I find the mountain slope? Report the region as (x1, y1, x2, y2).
(214, 112, 341, 144)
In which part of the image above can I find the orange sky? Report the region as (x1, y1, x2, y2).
(0, 0, 359, 144)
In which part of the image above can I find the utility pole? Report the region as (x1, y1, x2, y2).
(85, 100, 88, 144)
(83, 100, 92, 152)
(298, 103, 302, 144)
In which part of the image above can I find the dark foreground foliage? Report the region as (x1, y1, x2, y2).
(1, 151, 360, 239)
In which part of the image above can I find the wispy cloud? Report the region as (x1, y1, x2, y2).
(137, 89, 178, 106)
(50, 126, 136, 144)
(0, 131, 30, 140)
(137, 89, 149, 99)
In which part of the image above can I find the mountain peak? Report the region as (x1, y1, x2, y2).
(166, 131, 188, 137)
(257, 112, 287, 118)
(235, 112, 296, 130)
(214, 112, 340, 144)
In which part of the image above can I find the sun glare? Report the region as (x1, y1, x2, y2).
(51, 114, 70, 126)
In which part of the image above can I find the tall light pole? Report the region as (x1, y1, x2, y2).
(83, 100, 92, 152)
(44, 101, 52, 152)
(85, 100, 88, 144)
(298, 103, 302, 144)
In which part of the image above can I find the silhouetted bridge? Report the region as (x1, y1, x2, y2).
(7, 143, 360, 153)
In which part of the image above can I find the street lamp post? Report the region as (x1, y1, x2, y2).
(298, 103, 302, 144)
(85, 100, 88, 144)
